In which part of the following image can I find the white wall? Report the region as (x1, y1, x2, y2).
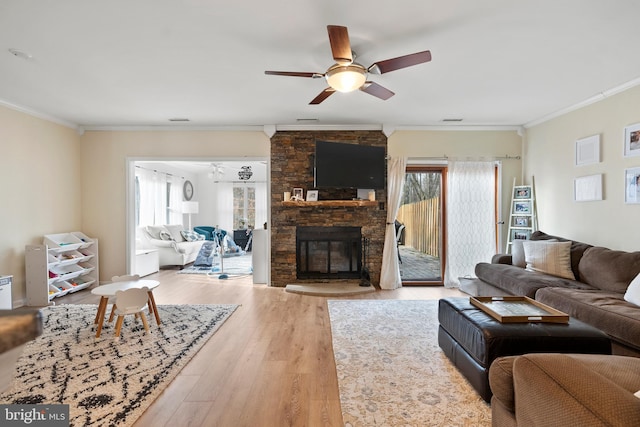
(524, 84, 640, 251)
(0, 105, 82, 306)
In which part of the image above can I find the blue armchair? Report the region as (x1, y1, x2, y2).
(194, 226, 215, 241)
(194, 226, 227, 242)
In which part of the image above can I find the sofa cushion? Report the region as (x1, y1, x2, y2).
(475, 263, 594, 298)
(530, 231, 593, 280)
(523, 241, 575, 280)
(145, 225, 167, 240)
(624, 272, 640, 306)
(536, 287, 640, 351)
(164, 224, 186, 242)
(578, 246, 640, 293)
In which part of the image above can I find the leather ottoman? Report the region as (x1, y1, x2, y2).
(437, 297, 611, 402)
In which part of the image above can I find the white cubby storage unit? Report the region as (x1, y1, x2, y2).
(26, 232, 99, 306)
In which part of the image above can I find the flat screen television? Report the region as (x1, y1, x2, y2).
(314, 140, 386, 189)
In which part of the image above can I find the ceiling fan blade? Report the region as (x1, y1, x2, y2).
(265, 71, 324, 78)
(310, 88, 336, 105)
(327, 25, 352, 65)
(360, 81, 395, 100)
(368, 50, 432, 74)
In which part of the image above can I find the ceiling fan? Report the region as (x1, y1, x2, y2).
(265, 25, 432, 105)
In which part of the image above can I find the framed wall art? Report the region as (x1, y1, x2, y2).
(624, 123, 640, 157)
(625, 167, 640, 204)
(574, 174, 603, 202)
(575, 134, 600, 166)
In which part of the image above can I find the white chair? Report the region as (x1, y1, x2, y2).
(107, 274, 141, 322)
(113, 286, 150, 338)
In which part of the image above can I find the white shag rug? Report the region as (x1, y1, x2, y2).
(328, 299, 491, 427)
(0, 304, 238, 427)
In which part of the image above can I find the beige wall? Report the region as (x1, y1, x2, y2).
(79, 130, 270, 280)
(388, 129, 523, 249)
(0, 106, 82, 306)
(525, 85, 640, 251)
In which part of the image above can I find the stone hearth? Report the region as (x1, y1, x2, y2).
(270, 130, 387, 287)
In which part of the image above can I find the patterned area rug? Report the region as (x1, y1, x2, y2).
(328, 299, 491, 427)
(0, 304, 238, 427)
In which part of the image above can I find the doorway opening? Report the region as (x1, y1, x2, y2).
(125, 158, 269, 276)
(397, 166, 446, 284)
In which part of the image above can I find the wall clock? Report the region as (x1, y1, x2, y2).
(183, 180, 194, 201)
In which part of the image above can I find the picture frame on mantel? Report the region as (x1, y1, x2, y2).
(624, 123, 640, 157)
(575, 134, 600, 166)
(306, 190, 318, 202)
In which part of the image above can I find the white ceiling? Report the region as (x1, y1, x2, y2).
(2, 1, 640, 130)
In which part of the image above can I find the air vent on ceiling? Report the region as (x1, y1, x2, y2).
(442, 118, 463, 122)
(168, 118, 190, 122)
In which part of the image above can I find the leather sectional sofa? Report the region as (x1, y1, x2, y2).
(463, 231, 640, 357)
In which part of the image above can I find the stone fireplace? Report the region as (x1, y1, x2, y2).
(270, 130, 387, 287)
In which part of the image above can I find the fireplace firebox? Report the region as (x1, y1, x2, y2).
(296, 226, 362, 279)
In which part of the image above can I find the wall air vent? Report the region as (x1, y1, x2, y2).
(442, 118, 463, 122)
(168, 118, 190, 122)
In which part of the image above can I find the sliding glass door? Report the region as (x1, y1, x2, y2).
(397, 166, 446, 284)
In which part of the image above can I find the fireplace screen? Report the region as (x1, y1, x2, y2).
(296, 226, 362, 279)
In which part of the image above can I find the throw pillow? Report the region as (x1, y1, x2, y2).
(511, 240, 526, 268)
(624, 272, 640, 306)
(181, 230, 202, 242)
(512, 238, 556, 268)
(164, 224, 186, 242)
(159, 230, 173, 241)
(522, 240, 575, 280)
(146, 225, 167, 240)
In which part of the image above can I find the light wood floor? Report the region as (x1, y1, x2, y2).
(58, 270, 466, 427)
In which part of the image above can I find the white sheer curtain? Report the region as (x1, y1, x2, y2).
(136, 168, 166, 226)
(254, 182, 268, 229)
(444, 160, 496, 288)
(379, 156, 407, 290)
(215, 182, 234, 232)
(167, 175, 183, 225)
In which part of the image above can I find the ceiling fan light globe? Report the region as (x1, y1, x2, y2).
(325, 64, 367, 93)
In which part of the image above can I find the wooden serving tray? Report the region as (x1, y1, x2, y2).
(470, 296, 569, 323)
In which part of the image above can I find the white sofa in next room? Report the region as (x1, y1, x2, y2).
(137, 224, 205, 268)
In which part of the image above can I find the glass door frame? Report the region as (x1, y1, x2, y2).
(401, 164, 447, 286)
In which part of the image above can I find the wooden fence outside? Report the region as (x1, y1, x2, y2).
(397, 197, 441, 257)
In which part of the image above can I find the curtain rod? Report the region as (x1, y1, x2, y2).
(135, 165, 186, 180)
(408, 154, 521, 161)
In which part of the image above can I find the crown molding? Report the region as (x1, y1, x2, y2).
(525, 76, 640, 128)
(0, 99, 78, 130)
(274, 124, 383, 131)
(81, 125, 265, 132)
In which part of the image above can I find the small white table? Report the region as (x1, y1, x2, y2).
(91, 279, 160, 338)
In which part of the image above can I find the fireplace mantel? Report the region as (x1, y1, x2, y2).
(282, 200, 378, 208)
